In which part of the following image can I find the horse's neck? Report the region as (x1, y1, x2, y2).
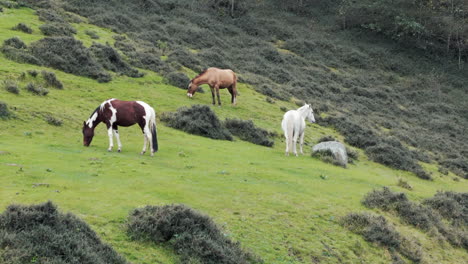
(193, 74, 209, 85)
(297, 107, 308, 119)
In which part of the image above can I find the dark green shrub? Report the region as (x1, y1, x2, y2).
(3, 80, 19, 94)
(312, 149, 344, 167)
(41, 70, 63, 89)
(25, 82, 48, 96)
(397, 178, 412, 190)
(423, 191, 468, 227)
(127, 204, 261, 264)
(363, 187, 467, 249)
(30, 37, 110, 82)
(0, 101, 12, 119)
(45, 114, 62, 126)
(27, 69, 39, 77)
(164, 71, 190, 89)
(36, 8, 65, 22)
(161, 105, 233, 141)
(39, 22, 77, 36)
(3, 36, 26, 49)
(12, 22, 33, 34)
(0, 201, 129, 264)
(441, 158, 468, 179)
(318, 135, 337, 143)
(89, 43, 143, 78)
(224, 118, 274, 147)
(341, 212, 422, 262)
(85, 29, 100, 39)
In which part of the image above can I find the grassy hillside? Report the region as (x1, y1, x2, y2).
(0, 5, 467, 264)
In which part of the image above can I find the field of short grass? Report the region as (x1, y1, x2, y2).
(1, 7, 467, 264)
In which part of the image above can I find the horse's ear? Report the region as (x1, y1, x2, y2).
(83, 121, 86, 126)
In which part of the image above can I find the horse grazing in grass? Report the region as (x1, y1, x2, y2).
(281, 104, 315, 156)
(187, 67, 238, 106)
(82, 99, 158, 156)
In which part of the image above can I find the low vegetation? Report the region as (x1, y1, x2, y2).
(224, 118, 275, 147)
(161, 104, 233, 141)
(3, 80, 19, 94)
(363, 187, 468, 249)
(39, 22, 76, 36)
(12, 22, 32, 33)
(0, 201, 129, 264)
(341, 212, 423, 263)
(25, 82, 48, 96)
(127, 204, 262, 264)
(0, 101, 12, 119)
(41, 70, 63, 89)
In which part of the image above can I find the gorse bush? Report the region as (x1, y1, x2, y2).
(30, 37, 111, 82)
(12, 22, 33, 33)
(0, 201, 129, 264)
(341, 212, 422, 262)
(363, 187, 467, 249)
(25, 82, 48, 96)
(224, 118, 274, 147)
(1, 37, 41, 65)
(0, 101, 12, 119)
(423, 191, 468, 227)
(164, 71, 190, 89)
(127, 204, 262, 264)
(3, 36, 26, 49)
(89, 43, 143, 78)
(41, 70, 63, 89)
(39, 22, 77, 36)
(85, 29, 99, 39)
(27, 69, 39, 77)
(161, 105, 233, 141)
(3, 80, 19, 94)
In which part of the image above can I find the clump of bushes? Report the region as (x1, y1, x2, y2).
(26, 82, 48, 96)
(363, 187, 467, 249)
(164, 71, 190, 89)
(318, 135, 337, 143)
(341, 212, 422, 262)
(30, 37, 111, 82)
(161, 105, 233, 141)
(85, 29, 100, 39)
(0, 101, 12, 119)
(41, 70, 63, 89)
(45, 114, 62, 126)
(3, 36, 27, 49)
(12, 22, 33, 33)
(127, 204, 262, 264)
(27, 69, 39, 77)
(1, 37, 41, 64)
(423, 191, 468, 227)
(39, 22, 77, 36)
(224, 118, 274, 147)
(89, 43, 143, 78)
(397, 178, 413, 190)
(0, 201, 129, 264)
(3, 80, 19, 94)
(312, 149, 343, 167)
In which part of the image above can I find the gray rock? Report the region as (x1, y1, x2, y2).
(312, 141, 348, 167)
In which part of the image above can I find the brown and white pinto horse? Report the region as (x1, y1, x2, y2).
(187, 67, 238, 106)
(82, 99, 158, 156)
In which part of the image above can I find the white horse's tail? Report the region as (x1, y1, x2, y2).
(282, 112, 295, 153)
(149, 107, 158, 153)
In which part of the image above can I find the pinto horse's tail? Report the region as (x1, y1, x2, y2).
(150, 108, 158, 153)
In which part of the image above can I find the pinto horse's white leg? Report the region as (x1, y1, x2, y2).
(107, 128, 114, 152)
(299, 132, 305, 155)
(140, 133, 148, 155)
(113, 129, 122, 152)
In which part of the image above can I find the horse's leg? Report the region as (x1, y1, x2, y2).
(215, 86, 221, 106)
(292, 127, 299, 157)
(138, 121, 148, 155)
(210, 86, 216, 105)
(299, 131, 305, 155)
(107, 126, 114, 152)
(112, 124, 122, 152)
(143, 124, 154, 157)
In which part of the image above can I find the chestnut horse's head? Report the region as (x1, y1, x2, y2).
(187, 81, 199, 98)
(82, 121, 94, 146)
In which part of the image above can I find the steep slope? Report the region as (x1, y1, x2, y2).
(0, 5, 467, 264)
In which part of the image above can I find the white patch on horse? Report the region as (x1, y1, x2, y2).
(86, 112, 98, 128)
(136, 101, 156, 155)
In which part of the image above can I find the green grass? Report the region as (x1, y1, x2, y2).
(0, 7, 467, 264)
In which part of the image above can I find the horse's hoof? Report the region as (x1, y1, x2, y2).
(150, 153, 154, 157)
(118, 149, 121, 153)
(140, 151, 145, 155)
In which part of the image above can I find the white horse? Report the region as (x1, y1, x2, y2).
(281, 104, 315, 156)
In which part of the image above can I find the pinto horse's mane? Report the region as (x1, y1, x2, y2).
(88, 106, 100, 119)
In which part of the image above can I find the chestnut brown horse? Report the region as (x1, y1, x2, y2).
(82, 99, 158, 156)
(187, 67, 238, 106)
